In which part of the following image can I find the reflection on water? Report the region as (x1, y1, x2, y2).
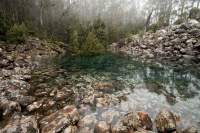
(59, 53, 200, 128)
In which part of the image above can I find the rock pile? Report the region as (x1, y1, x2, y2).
(0, 37, 67, 132)
(78, 110, 198, 133)
(111, 19, 200, 64)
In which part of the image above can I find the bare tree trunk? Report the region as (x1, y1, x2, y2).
(166, 0, 173, 25)
(180, 0, 186, 20)
(197, 0, 200, 8)
(40, 0, 44, 26)
(145, 10, 153, 32)
(191, 0, 195, 8)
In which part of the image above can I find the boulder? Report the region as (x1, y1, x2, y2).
(40, 105, 80, 133)
(63, 126, 78, 133)
(0, 98, 21, 117)
(189, 19, 200, 25)
(137, 112, 153, 130)
(155, 110, 177, 133)
(122, 112, 153, 131)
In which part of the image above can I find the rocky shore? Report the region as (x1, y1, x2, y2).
(110, 19, 200, 65)
(0, 37, 199, 133)
(0, 37, 66, 132)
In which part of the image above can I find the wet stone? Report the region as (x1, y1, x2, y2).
(63, 126, 78, 133)
(94, 82, 113, 93)
(78, 114, 97, 129)
(95, 94, 114, 108)
(94, 121, 110, 133)
(18, 96, 36, 107)
(39, 105, 80, 133)
(0, 98, 21, 117)
(26, 99, 44, 112)
(121, 112, 153, 131)
(0, 115, 39, 133)
(78, 127, 93, 133)
(55, 89, 72, 101)
(101, 110, 120, 124)
(137, 112, 153, 130)
(111, 120, 128, 133)
(134, 128, 155, 133)
(182, 126, 198, 133)
(155, 110, 177, 133)
(34, 89, 48, 97)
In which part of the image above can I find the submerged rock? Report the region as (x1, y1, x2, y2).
(94, 121, 110, 133)
(111, 120, 128, 133)
(78, 114, 97, 129)
(39, 105, 80, 133)
(101, 110, 120, 123)
(134, 128, 155, 133)
(63, 126, 78, 133)
(0, 115, 39, 133)
(155, 110, 177, 133)
(94, 82, 113, 93)
(182, 126, 198, 133)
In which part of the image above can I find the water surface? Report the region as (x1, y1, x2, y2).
(58, 53, 200, 128)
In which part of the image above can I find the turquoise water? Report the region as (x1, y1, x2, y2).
(58, 53, 200, 128)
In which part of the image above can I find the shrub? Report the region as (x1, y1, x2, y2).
(69, 30, 80, 54)
(174, 19, 184, 25)
(81, 31, 105, 56)
(148, 23, 160, 32)
(189, 8, 200, 21)
(6, 23, 28, 43)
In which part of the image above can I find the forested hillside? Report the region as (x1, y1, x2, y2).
(1, 0, 200, 54)
(0, 0, 200, 133)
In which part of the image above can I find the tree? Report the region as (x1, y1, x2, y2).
(93, 18, 107, 46)
(145, 10, 153, 32)
(81, 31, 105, 56)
